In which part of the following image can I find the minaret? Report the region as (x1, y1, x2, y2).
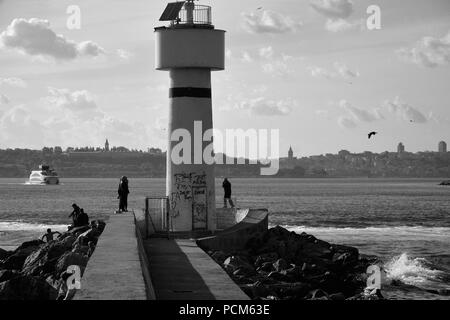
(288, 146, 294, 160)
(105, 139, 110, 152)
(155, 1, 225, 232)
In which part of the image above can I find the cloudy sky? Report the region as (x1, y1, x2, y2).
(0, 0, 449, 156)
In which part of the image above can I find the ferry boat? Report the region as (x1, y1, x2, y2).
(28, 165, 60, 185)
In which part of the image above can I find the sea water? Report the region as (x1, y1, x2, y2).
(0, 177, 448, 299)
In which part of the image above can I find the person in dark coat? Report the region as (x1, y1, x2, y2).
(118, 176, 130, 212)
(222, 178, 235, 208)
(69, 203, 81, 224)
(76, 208, 89, 227)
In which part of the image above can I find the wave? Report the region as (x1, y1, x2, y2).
(0, 221, 69, 232)
(384, 253, 444, 286)
(279, 225, 450, 240)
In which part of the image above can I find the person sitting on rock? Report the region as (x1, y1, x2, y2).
(75, 209, 89, 227)
(68, 203, 81, 227)
(41, 228, 61, 242)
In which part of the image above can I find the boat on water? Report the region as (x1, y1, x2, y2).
(28, 165, 60, 185)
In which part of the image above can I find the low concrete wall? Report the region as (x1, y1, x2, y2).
(197, 208, 269, 252)
(216, 208, 249, 230)
(75, 214, 151, 300)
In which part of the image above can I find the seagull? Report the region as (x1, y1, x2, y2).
(368, 131, 377, 139)
(257, 7, 263, 10)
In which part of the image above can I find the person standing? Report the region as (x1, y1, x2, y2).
(118, 176, 130, 212)
(222, 178, 235, 208)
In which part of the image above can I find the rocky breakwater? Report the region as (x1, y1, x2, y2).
(0, 220, 105, 300)
(439, 180, 450, 185)
(206, 226, 381, 300)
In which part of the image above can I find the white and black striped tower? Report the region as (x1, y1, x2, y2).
(155, 1, 225, 232)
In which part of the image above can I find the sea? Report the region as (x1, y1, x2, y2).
(0, 177, 449, 300)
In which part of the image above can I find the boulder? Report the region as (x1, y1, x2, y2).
(211, 251, 228, 264)
(76, 227, 102, 245)
(254, 252, 278, 268)
(0, 270, 20, 283)
(22, 241, 67, 276)
(306, 288, 329, 300)
(60, 235, 77, 250)
(266, 282, 310, 298)
(223, 256, 255, 275)
(13, 240, 44, 253)
(257, 262, 274, 273)
(0, 248, 12, 261)
(273, 258, 289, 272)
(439, 180, 450, 186)
(0, 275, 57, 300)
(1, 252, 30, 270)
(55, 252, 88, 277)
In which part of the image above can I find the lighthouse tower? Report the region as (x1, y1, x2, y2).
(155, 1, 225, 232)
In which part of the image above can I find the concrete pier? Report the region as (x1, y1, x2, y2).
(144, 238, 249, 300)
(75, 214, 151, 300)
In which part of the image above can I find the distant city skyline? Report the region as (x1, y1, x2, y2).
(0, 0, 449, 156)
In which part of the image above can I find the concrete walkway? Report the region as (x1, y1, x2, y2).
(75, 214, 148, 300)
(144, 238, 249, 300)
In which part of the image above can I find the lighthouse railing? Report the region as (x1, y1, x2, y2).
(176, 4, 212, 25)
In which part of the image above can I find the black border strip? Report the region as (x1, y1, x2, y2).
(170, 87, 211, 98)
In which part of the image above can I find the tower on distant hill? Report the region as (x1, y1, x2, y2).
(397, 142, 405, 154)
(105, 139, 110, 152)
(288, 146, 294, 160)
(439, 141, 447, 153)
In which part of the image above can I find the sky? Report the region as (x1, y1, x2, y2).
(0, 0, 449, 157)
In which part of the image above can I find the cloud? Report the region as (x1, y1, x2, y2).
(340, 100, 383, 122)
(325, 18, 360, 32)
(259, 46, 274, 59)
(0, 77, 27, 88)
(310, 0, 359, 32)
(384, 97, 428, 123)
(240, 51, 253, 63)
(235, 97, 295, 116)
(242, 10, 302, 34)
(310, 0, 353, 19)
(397, 31, 450, 68)
(116, 49, 133, 61)
(308, 63, 359, 81)
(338, 116, 357, 128)
(0, 93, 10, 105)
(0, 18, 104, 61)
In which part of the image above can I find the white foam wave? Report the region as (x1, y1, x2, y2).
(0, 221, 68, 232)
(279, 225, 450, 240)
(384, 253, 443, 285)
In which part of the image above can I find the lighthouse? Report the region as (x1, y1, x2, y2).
(155, 1, 225, 232)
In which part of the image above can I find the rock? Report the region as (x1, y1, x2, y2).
(13, 240, 44, 253)
(60, 235, 77, 250)
(257, 262, 274, 273)
(329, 292, 346, 300)
(55, 252, 88, 277)
(1, 252, 30, 270)
(254, 252, 278, 268)
(306, 288, 329, 300)
(439, 180, 450, 186)
(68, 225, 90, 236)
(0, 248, 12, 261)
(0, 275, 57, 300)
(0, 270, 20, 283)
(267, 271, 291, 282)
(273, 258, 289, 272)
(223, 256, 255, 275)
(22, 241, 67, 276)
(76, 227, 102, 245)
(211, 251, 228, 264)
(266, 282, 310, 298)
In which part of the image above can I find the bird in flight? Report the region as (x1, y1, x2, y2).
(368, 131, 377, 139)
(257, 7, 263, 10)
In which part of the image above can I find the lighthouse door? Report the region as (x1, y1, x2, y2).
(192, 186, 207, 230)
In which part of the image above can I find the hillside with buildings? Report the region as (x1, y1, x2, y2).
(0, 140, 449, 178)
